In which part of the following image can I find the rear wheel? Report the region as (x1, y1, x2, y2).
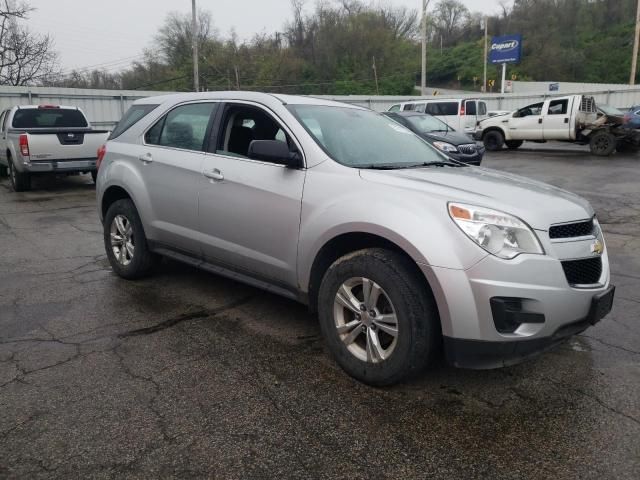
(317, 248, 439, 386)
(7, 156, 31, 192)
(91, 171, 98, 183)
(505, 140, 524, 150)
(483, 130, 505, 151)
(104, 199, 157, 279)
(589, 131, 616, 156)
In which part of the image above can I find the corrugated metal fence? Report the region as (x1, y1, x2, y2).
(3, 85, 640, 127)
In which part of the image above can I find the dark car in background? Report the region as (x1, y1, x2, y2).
(383, 111, 484, 165)
(623, 106, 640, 129)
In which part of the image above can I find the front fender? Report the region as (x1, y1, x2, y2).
(297, 168, 487, 292)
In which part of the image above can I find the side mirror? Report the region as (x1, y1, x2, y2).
(248, 140, 302, 168)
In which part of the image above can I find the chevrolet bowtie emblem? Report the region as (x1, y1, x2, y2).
(590, 240, 604, 255)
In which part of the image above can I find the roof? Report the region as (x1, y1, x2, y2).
(133, 91, 365, 110)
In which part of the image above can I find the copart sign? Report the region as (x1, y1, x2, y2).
(489, 34, 522, 64)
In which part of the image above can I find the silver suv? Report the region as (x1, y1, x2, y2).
(96, 92, 615, 386)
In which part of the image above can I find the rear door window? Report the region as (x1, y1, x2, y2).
(109, 104, 158, 139)
(425, 102, 458, 116)
(465, 100, 477, 115)
(145, 102, 217, 152)
(548, 99, 568, 115)
(12, 108, 88, 128)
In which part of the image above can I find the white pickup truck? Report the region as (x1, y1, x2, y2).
(0, 105, 110, 191)
(475, 94, 640, 156)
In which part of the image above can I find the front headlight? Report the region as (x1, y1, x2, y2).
(433, 141, 458, 153)
(448, 203, 544, 259)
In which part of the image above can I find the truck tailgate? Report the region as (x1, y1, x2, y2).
(22, 130, 109, 161)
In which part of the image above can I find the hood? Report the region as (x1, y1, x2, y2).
(360, 166, 593, 230)
(421, 130, 475, 145)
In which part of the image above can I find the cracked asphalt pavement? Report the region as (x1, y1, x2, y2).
(1, 146, 639, 479)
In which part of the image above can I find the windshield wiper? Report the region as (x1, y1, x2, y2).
(358, 160, 464, 170)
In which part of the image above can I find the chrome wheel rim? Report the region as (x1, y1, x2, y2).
(110, 214, 134, 266)
(333, 277, 398, 363)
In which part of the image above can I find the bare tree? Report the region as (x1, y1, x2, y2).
(0, 0, 58, 85)
(431, 0, 469, 46)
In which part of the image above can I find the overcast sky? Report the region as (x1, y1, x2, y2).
(28, 0, 504, 74)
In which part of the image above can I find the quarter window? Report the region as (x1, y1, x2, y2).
(145, 102, 217, 151)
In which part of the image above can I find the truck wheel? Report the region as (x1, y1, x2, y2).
(7, 157, 31, 192)
(589, 131, 616, 156)
(91, 171, 98, 183)
(483, 130, 505, 151)
(104, 199, 157, 279)
(0, 164, 7, 177)
(505, 140, 524, 150)
(317, 248, 439, 386)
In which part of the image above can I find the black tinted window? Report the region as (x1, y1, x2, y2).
(146, 103, 217, 151)
(12, 108, 88, 128)
(109, 104, 158, 139)
(479, 102, 487, 115)
(425, 102, 458, 116)
(465, 101, 477, 115)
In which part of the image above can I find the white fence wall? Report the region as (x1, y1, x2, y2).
(2, 85, 640, 127)
(0, 86, 170, 128)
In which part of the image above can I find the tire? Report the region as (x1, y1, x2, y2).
(0, 163, 7, 177)
(317, 248, 439, 386)
(505, 140, 524, 150)
(103, 199, 157, 279)
(91, 171, 98, 183)
(483, 130, 505, 151)
(7, 156, 31, 192)
(589, 131, 616, 156)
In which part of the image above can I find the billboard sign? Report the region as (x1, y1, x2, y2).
(489, 34, 522, 64)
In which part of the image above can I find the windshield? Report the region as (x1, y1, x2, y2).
(598, 104, 624, 116)
(288, 105, 447, 168)
(404, 114, 453, 133)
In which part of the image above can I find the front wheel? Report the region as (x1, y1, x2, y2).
(8, 157, 31, 192)
(505, 140, 524, 150)
(589, 131, 616, 156)
(104, 199, 158, 279)
(483, 130, 505, 151)
(317, 248, 439, 386)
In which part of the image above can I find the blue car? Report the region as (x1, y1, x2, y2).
(624, 106, 640, 129)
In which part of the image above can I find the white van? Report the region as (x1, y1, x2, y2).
(388, 99, 488, 134)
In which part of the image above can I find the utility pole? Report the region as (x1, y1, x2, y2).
(421, 0, 430, 96)
(234, 65, 240, 90)
(372, 56, 380, 95)
(631, 0, 640, 85)
(482, 16, 488, 92)
(192, 0, 199, 92)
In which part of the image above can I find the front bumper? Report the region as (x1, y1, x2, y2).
(448, 148, 485, 166)
(444, 285, 615, 368)
(20, 158, 97, 173)
(420, 229, 614, 368)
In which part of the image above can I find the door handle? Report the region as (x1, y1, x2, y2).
(564, 118, 569, 124)
(538, 118, 543, 124)
(138, 153, 153, 164)
(203, 168, 224, 181)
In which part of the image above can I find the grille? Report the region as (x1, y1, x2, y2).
(549, 219, 594, 239)
(457, 144, 477, 155)
(561, 257, 602, 285)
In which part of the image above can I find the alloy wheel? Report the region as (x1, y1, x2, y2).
(333, 277, 398, 363)
(110, 214, 135, 266)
